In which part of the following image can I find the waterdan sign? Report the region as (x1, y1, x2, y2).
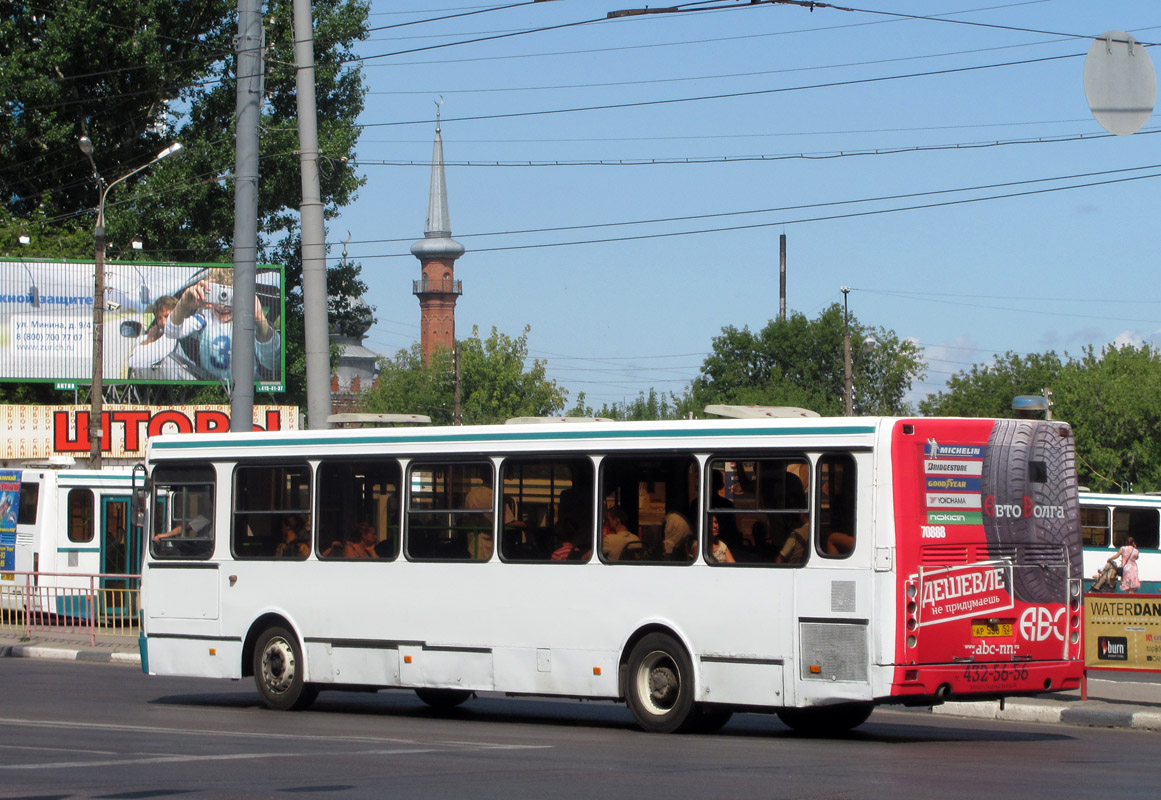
(1084, 595, 1161, 671)
(0, 403, 300, 461)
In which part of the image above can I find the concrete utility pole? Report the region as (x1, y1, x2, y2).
(230, 0, 264, 431)
(779, 233, 786, 320)
(292, 0, 333, 430)
(842, 286, 853, 417)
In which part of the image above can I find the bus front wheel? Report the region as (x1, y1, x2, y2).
(253, 626, 318, 711)
(626, 633, 696, 733)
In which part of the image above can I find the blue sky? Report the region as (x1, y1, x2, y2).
(334, 0, 1160, 411)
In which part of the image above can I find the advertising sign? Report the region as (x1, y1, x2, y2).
(1085, 594, 1161, 671)
(0, 469, 18, 577)
(0, 260, 285, 391)
(0, 404, 300, 461)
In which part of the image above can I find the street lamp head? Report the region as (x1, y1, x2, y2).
(78, 135, 94, 156)
(156, 141, 183, 161)
(861, 335, 877, 354)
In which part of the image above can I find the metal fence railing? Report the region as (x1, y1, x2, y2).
(0, 572, 140, 646)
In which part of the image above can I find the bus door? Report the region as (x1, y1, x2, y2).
(100, 496, 139, 617)
(791, 452, 875, 706)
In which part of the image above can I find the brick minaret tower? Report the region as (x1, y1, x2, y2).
(411, 104, 464, 364)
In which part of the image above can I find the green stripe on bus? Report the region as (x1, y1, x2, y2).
(150, 424, 878, 451)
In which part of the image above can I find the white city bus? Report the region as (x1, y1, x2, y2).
(1080, 490, 1161, 593)
(2, 462, 144, 617)
(138, 416, 1084, 733)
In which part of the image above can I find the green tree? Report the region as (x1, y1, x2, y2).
(361, 327, 567, 426)
(1055, 344, 1161, 493)
(684, 305, 925, 417)
(569, 388, 684, 421)
(1, 1, 371, 408)
(918, 350, 1064, 418)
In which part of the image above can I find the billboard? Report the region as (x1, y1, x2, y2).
(0, 403, 300, 462)
(0, 260, 285, 391)
(1085, 594, 1161, 672)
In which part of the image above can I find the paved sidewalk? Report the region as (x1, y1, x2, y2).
(0, 628, 142, 666)
(4, 629, 1161, 731)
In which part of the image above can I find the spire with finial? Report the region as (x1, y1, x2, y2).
(412, 98, 463, 256)
(412, 99, 464, 363)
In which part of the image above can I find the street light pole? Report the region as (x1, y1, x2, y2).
(78, 137, 183, 468)
(842, 286, 852, 417)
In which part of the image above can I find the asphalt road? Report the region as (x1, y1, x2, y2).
(1, 659, 1157, 799)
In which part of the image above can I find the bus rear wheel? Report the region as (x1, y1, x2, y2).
(253, 626, 318, 711)
(626, 633, 696, 733)
(415, 688, 472, 709)
(776, 702, 873, 734)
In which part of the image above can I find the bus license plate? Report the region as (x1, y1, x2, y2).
(972, 622, 1012, 637)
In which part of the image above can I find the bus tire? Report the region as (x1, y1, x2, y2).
(980, 419, 1080, 604)
(776, 702, 873, 734)
(253, 626, 318, 711)
(625, 633, 696, 734)
(690, 704, 733, 734)
(415, 688, 472, 709)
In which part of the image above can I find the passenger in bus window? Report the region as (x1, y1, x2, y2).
(153, 513, 211, 544)
(708, 515, 735, 563)
(463, 486, 495, 560)
(275, 514, 309, 559)
(343, 521, 379, 558)
(551, 488, 591, 561)
(709, 471, 742, 556)
(775, 477, 809, 564)
(825, 531, 854, 556)
(602, 505, 641, 561)
(662, 511, 693, 561)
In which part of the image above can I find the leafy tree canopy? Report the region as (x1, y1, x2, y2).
(919, 343, 1161, 493)
(918, 350, 1063, 418)
(685, 304, 926, 417)
(570, 388, 685, 421)
(360, 326, 567, 426)
(1, 0, 371, 408)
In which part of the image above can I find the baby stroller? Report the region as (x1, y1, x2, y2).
(1091, 559, 1121, 592)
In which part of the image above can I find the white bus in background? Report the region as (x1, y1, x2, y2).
(1080, 490, 1161, 593)
(2, 461, 143, 616)
(139, 416, 1084, 734)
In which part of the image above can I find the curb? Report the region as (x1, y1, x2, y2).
(933, 699, 1161, 730)
(0, 643, 140, 666)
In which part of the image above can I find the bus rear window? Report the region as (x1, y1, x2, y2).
(17, 482, 39, 525)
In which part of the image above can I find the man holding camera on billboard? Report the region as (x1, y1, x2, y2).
(165, 267, 280, 382)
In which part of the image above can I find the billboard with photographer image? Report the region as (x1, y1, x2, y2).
(0, 260, 285, 391)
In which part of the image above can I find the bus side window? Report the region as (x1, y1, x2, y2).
(818, 453, 856, 559)
(406, 462, 494, 562)
(1112, 506, 1160, 551)
(499, 456, 593, 563)
(599, 454, 697, 564)
(1081, 506, 1111, 548)
(150, 465, 216, 560)
(317, 459, 401, 561)
(67, 488, 95, 543)
(232, 464, 312, 560)
(706, 457, 810, 565)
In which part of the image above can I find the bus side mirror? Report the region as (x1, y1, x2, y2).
(133, 488, 148, 527)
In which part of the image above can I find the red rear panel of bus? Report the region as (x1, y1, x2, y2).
(890, 418, 1083, 699)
